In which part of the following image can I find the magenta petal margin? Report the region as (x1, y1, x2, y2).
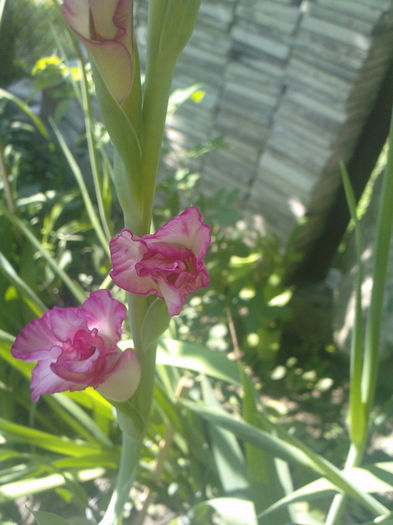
(110, 207, 211, 316)
(11, 290, 140, 402)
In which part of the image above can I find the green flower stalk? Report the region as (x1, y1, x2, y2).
(61, 2, 202, 523)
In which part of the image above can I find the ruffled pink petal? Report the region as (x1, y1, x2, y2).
(81, 289, 126, 347)
(156, 279, 184, 316)
(62, 0, 90, 39)
(11, 312, 59, 361)
(49, 307, 86, 342)
(50, 347, 108, 386)
(110, 229, 157, 295)
(146, 207, 211, 261)
(97, 348, 141, 402)
(30, 347, 71, 401)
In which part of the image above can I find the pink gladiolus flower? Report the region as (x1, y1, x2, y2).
(110, 207, 211, 316)
(62, 0, 133, 103)
(11, 290, 140, 402)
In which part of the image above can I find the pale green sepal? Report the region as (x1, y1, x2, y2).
(141, 298, 171, 347)
(91, 62, 143, 211)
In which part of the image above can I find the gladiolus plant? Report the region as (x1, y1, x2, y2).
(5, 1, 393, 524)
(10, 2, 203, 524)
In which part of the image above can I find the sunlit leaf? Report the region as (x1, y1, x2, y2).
(201, 376, 249, 496)
(181, 400, 389, 517)
(157, 338, 240, 386)
(193, 497, 257, 525)
(0, 468, 104, 504)
(258, 461, 393, 520)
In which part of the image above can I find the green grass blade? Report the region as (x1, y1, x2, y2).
(157, 338, 240, 386)
(181, 400, 389, 517)
(0, 251, 47, 316)
(358, 513, 393, 525)
(31, 511, 74, 525)
(0, 203, 85, 303)
(0, 418, 105, 457)
(201, 375, 249, 496)
(242, 371, 293, 524)
(0, 0, 6, 30)
(0, 468, 104, 503)
(259, 461, 393, 520)
(193, 497, 257, 525)
(0, 88, 49, 138)
(77, 54, 112, 241)
(0, 340, 33, 378)
(51, 394, 112, 447)
(64, 389, 114, 421)
(362, 110, 393, 416)
(50, 119, 110, 255)
(0, 328, 14, 344)
(341, 162, 366, 445)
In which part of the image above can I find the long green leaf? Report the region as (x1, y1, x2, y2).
(51, 393, 112, 447)
(0, 328, 14, 344)
(201, 375, 249, 496)
(259, 461, 393, 520)
(181, 401, 389, 517)
(32, 511, 74, 525)
(0, 88, 49, 138)
(359, 513, 393, 525)
(0, 0, 6, 30)
(0, 468, 104, 503)
(362, 109, 393, 414)
(50, 119, 110, 255)
(0, 251, 47, 316)
(0, 204, 85, 303)
(0, 418, 104, 457)
(0, 340, 33, 378)
(242, 370, 293, 524)
(341, 162, 366, 445)
(64, 389, 114, 421)
(193, 497, 257, 525)
(157, 338, 240, 386)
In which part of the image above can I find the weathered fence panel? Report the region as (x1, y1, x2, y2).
(136, 0, 393, 248)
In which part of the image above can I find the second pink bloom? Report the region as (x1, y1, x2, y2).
(110, 207, 211, 316)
